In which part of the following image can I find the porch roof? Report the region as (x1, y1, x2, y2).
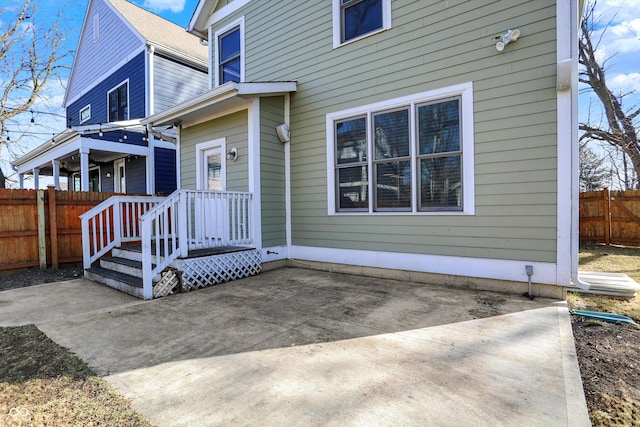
(11, 121, 150, 176)
(142, 81, 297, 128)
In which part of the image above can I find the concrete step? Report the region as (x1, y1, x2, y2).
(85, 266, 144, 299)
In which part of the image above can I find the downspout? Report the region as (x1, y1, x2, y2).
(568, 0, 590, 290)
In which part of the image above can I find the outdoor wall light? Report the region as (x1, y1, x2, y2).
(226, 147, 238, 161)
(494, 29, 520, 52)
(106, 171, 112, 178)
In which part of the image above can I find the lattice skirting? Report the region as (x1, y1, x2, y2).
(153, 268, 182, 298)
(179, 249, 261, 291)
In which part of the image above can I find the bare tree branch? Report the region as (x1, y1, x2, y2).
(579, 0, 640, 189)
(0, 0, 71, 188)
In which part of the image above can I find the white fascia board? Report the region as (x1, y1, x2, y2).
(103, 0, 147, 45)
(82, 138, 150, 156)
(14, 136, 83, 173)
(143, 83, 240, 126)
(200, 0, 251, 34)
(12, 130, 80, 167)
(236, 82, 297, 96)
(187, 0, 215, 37)
(152, 138, 177, 150)
(63, 0, 95, 108)
(143, 81, 297, 126)
(290, 246, 560, 286)
(148, 42, 207, 70)
(14, 136, 150, 175)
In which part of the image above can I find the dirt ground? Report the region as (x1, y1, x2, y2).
(0, 264, 83, 291)
(1, 264, 639, 425)
(571, 315, 640, 425)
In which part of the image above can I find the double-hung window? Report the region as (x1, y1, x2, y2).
(333, 0, 391, 47)
(329, 83, 474, 214)
(108, 81, 128, 122)
(215, 18, 244, 86)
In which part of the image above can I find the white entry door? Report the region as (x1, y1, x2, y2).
(196, 141, 228, 244)
(114, 158, 126, 193)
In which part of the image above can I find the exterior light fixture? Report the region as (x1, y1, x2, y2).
(226, 147, 238, 161)
(494, 29, 520, 52)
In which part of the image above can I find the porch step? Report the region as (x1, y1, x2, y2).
(85, 266, 144, 299)
(99, 256, 156, 278)
(113, 245, 167, 264)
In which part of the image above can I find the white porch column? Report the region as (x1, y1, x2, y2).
(32, 168, 40, 189)
(146, 146, 155, 194)
(19, 173, 24, 189)
(52, 159, 60, 190)
(80, 147, 90, 191)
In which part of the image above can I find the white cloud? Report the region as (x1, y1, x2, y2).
(609, 72, 640, 94)
(142, 0, 186, 13)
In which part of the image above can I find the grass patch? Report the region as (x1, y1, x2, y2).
(0, 325, 151, 426)
(575, 243, 640, 322)
(579, 244, 640, 282)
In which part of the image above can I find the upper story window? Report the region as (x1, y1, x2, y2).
(327, 82, 475, 215)
(108, 80, 128, 122)
(333, 0, 391, 48)
(79, 104, 91, 124)
(214, 18, 244, 86)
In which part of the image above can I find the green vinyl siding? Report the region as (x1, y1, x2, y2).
(211, 0, 559, 263)
(260, 96, 286, 247)
(180, 110, 248, 191)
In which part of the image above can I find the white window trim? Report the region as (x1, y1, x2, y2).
(196, 138, 227, 190)
(79, 104, 91, 124)
(332, 0, 392, 49)
(106, 79, 130, 122)
(326, 82, 475, 215)
(213, 17, 245, 87)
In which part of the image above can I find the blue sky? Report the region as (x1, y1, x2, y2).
(1, 0, 639, 186)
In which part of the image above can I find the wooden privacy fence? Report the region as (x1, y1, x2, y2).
(0, 188, 123, 271)
(580, 189, 640, 246)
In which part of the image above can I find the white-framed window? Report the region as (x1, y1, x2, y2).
(79, 104, 91, 124)
(332, 0, 391, 48)
(196, 138, 227, 191)
(326, 82, 475, 215)
(214, 18, 245, 86)
(107, 80, 129, 122)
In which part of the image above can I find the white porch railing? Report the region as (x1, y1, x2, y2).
(80, 195, 165, 269)
(139, 190, 253, 299)
(81, 190, 254, 299)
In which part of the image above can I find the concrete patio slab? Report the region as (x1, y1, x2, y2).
(0, 267, 590, 426)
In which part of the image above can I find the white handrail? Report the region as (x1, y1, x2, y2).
(80, 195, 164, 269)
(139, 190, 253, 298)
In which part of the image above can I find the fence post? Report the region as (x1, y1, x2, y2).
(47, 186, 59, 270)
(37, 190, 47, 270)
(603, 188, 611, 245)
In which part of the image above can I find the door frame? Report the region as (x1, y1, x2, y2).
(114, 158, 126, 193)
(195, 138, 227, 191)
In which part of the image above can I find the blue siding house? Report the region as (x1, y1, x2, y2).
(12, 0, 208, 194)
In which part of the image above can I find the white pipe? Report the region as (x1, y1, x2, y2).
(568, 0, 590, 290)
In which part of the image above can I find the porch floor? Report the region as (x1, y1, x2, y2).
(122, 243, 254, 259)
